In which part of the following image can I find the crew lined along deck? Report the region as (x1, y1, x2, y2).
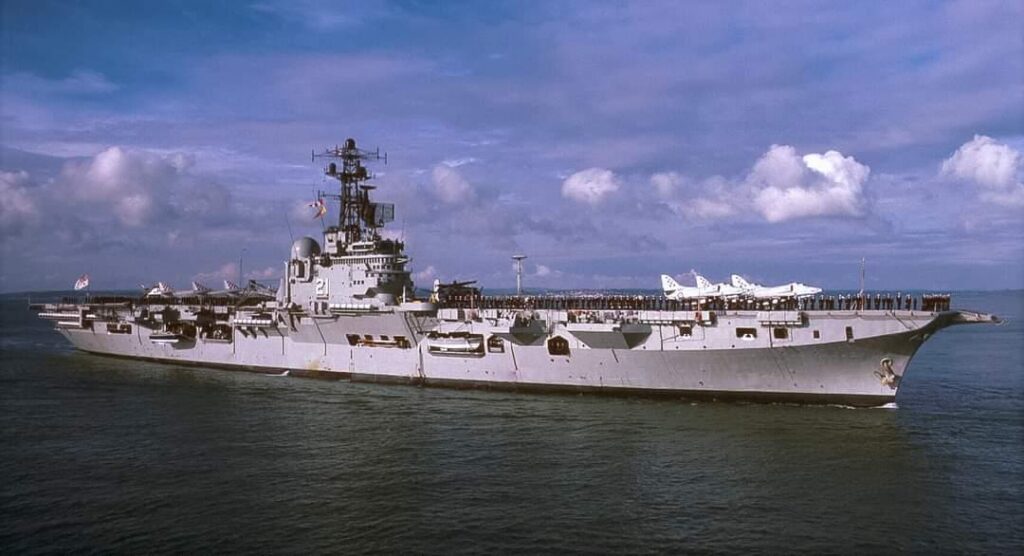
(439, 293, 953, 312)
(42, 292, 953, 313)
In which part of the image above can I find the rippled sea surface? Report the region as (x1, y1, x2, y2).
(1, 292, 1022, 554)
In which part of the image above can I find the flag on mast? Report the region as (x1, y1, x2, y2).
(309, 198, 327, 219)
(73, 274, 90, 291)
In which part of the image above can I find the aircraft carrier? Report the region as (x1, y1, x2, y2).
(32, 138, 1001, 406)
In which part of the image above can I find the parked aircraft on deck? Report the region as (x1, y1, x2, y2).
(142, 282, 173, 297)
(202, 280, 244, 298)
(695, 274, 744, 298)
(730, 275, 822, 299)
(140, 280, 256, 299)
(660, 274, 742, 300)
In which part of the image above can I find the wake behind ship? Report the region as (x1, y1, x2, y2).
(33, 139, 1000, 406)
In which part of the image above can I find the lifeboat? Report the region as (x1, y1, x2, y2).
(232, 314, 276, 327)
(426, 333, 484, 355)
(37, 311, 82, 320)
(149, 332, 185, 345)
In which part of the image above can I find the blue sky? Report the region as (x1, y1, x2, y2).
(1, 0, 1022, 292)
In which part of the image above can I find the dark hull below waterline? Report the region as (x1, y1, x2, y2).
(76, 348, 896, 407)
(349, 373, 897, 407)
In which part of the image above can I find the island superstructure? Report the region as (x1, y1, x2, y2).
(33, 138, 1000, 406)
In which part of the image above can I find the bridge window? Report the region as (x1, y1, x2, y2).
(735, 327, 757, 340)
(487, 336, 505, 353)
(678, 325, 692, 338)
(773, 327, 789, 340)
(846, 326, 854, 341)
(813, 330, 820, 339)
(346, 334, 360, 346)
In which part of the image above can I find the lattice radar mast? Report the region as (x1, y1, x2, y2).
(312, 138, 392, 246)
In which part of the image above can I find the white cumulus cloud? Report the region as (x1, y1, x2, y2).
(671, 145, 870, 223)
(941, 135, 1024, 207)
(441, 157, 476, 168)
(414, 265, 437, 282)
(193, 262, 240, 284)
(114, 193, 154, 227)
(247, 265, 281, 280)
(59, 146, 196, 227)
(0, 171, 40, 235)
(562, 167, 620, 205)
(650, 171, 683, 199)
(432, 164, 475, 203)
(687, 197, 736, 220)
(669, 175, 737, 220)
(748, 145, 870, 222)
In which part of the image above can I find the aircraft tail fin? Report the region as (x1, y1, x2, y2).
(694, 274, 713, 290)
(660, 274, 682, 295)
(224, 279, 239, 291)
(191, 281, 210, 293)
(731, 274, 751, 289)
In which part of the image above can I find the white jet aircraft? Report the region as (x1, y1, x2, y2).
(197, 279, 244, 298)
(142, 282, 174, 297)
(168, 281, 212, 297)
(244, 279, 277, 298)
(694, 274, 744, 298)
(660, 274, 742, 300)
(730, 275, 822, 299)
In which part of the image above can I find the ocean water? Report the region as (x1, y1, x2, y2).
(1, 292, 1021, 554)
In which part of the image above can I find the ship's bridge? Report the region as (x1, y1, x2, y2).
(283, 138, 418, 313)
(286, 236, 414, 312)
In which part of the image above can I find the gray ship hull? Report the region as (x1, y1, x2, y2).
(51, 307, 990, 407)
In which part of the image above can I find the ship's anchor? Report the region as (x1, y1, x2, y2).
(875, 357, 899, 388)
